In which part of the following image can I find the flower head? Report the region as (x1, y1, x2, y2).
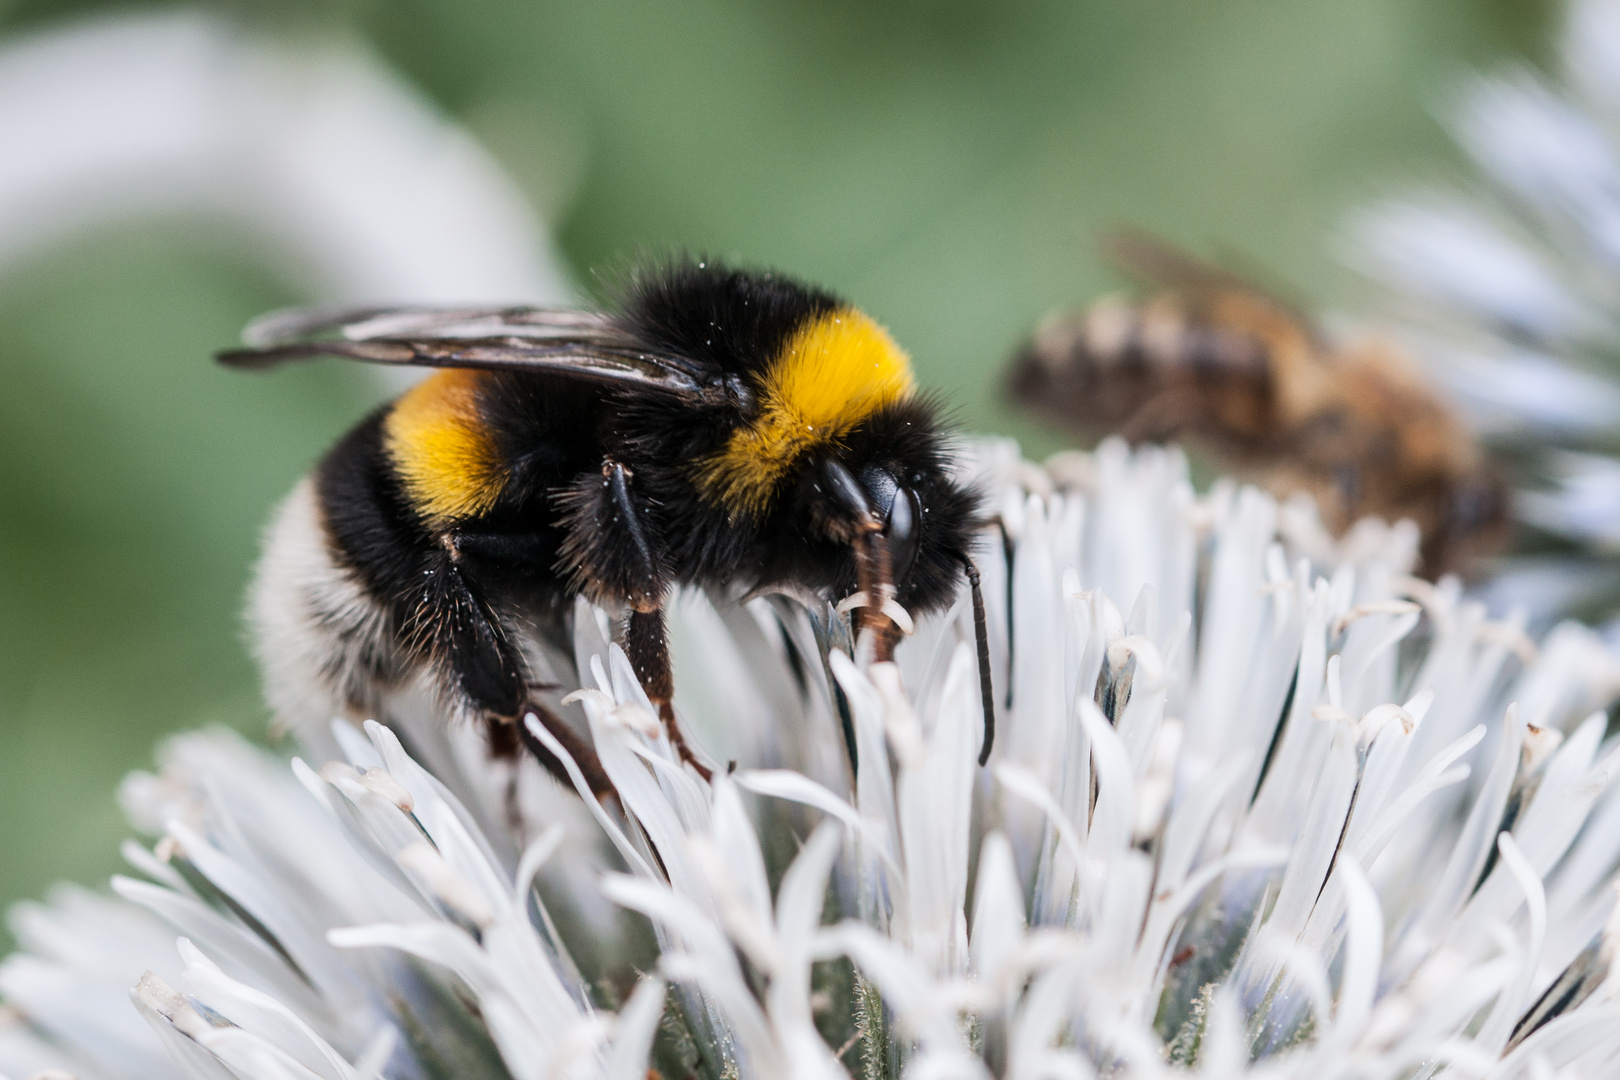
(5, 440, 1620, 1080)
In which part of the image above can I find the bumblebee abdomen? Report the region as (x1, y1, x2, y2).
(248, 474, 413, 738)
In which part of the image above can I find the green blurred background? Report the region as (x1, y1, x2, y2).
(0, 0, 1551, 934)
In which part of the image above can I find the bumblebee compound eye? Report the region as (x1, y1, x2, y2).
(859, 464, 899, 520)
(818, 458, 874, 531)
(884, 486, 920, 584)
(854, 462, 931, 583)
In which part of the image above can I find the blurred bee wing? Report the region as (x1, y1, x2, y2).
(1100, 227, 1318, 332)
(1100, 228, 1252, 294)
(218, 304, 721, 400)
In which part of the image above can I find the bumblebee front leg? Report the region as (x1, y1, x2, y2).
(818, 459, 903, 662)
(560, 459, 713, 780)
(852, 528, 901, 662)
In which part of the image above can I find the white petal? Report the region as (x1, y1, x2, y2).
(606, 976, 666, 1080)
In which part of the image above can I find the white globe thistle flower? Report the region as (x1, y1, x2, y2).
(1345, 0, 1620, 626)
(5, 441, 1620, 1080)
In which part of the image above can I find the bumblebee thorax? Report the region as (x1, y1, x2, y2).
(695, 307, 914, 517)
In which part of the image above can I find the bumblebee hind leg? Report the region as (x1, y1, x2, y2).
(415, 542, 617, 800)
(514, 700, 617, 800)
(484, 714, 521, 759)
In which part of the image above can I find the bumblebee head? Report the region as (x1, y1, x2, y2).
(625, 257, 992, 756)
(807, 397, 982, 616)
(636, 258, 981, 611)
(776, 398, 992, 766)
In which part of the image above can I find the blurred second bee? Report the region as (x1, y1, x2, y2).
(1006, 231, 1508, 575)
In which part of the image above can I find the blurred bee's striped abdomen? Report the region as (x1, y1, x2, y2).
(1004, 271, 1509, 574)
(1007, 292, 1283, 452)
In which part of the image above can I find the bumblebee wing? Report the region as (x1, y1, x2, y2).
(235, 304, 630, 347)
(217, 304, 716, 400)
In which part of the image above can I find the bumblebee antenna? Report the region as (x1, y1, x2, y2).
(963, 558, 995, 766)
(803, 598, 860, 778)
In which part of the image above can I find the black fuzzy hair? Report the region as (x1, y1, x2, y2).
(612, 255, 842, 379)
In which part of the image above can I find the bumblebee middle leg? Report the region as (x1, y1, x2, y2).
(625, 606, 712, 780)
(512, 701, 617, 800)
(559, 458, 712, 779)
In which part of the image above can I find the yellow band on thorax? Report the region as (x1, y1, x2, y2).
(697, 307, 914, 516)
(384, 369, 507, 524)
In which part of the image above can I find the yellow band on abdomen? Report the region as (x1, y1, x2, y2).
(384, 369, 507, 524)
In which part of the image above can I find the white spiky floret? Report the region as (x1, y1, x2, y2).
(5, 440, 1620, 1080)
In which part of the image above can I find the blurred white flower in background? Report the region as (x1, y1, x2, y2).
(0, 10, 569, 306)
(6, 441, 1620, 1079)
(1347, 0, 1620, 629)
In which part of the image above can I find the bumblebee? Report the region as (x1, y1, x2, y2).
(1006, 232, 1508, 574)
(222, 258, 990, 794)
